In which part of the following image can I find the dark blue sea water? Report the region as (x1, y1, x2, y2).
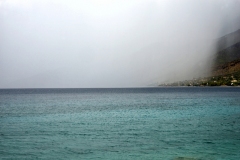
(0, 87, 240, 160)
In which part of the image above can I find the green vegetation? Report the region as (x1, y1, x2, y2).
(160, 71, 240, 87)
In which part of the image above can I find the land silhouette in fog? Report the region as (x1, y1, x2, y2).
(160, 29, 240, 86)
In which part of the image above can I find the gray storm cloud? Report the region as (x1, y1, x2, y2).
(1, 0, 240, 88)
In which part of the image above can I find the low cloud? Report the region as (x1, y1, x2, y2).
(1, 0, 240, 88)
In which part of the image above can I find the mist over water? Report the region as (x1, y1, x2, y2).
(1, 0, 240, 88)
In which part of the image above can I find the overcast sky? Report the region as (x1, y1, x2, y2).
(1, 0, 240, 88)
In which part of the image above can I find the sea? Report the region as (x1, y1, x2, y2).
(0, 87, 240, 160)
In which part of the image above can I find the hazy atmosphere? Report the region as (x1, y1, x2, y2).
(1, 0, 240, 88)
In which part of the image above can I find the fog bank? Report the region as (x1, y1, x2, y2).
(1, 0, 240, 88)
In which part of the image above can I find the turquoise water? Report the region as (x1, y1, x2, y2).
(0, 87, 240, 159)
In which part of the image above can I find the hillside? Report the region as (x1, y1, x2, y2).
(160, 29, 240, 86)
(211, 29, 240, 78)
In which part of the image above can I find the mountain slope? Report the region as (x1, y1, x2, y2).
(212, 29, 240, 76)
(159, 29, 240, 86)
